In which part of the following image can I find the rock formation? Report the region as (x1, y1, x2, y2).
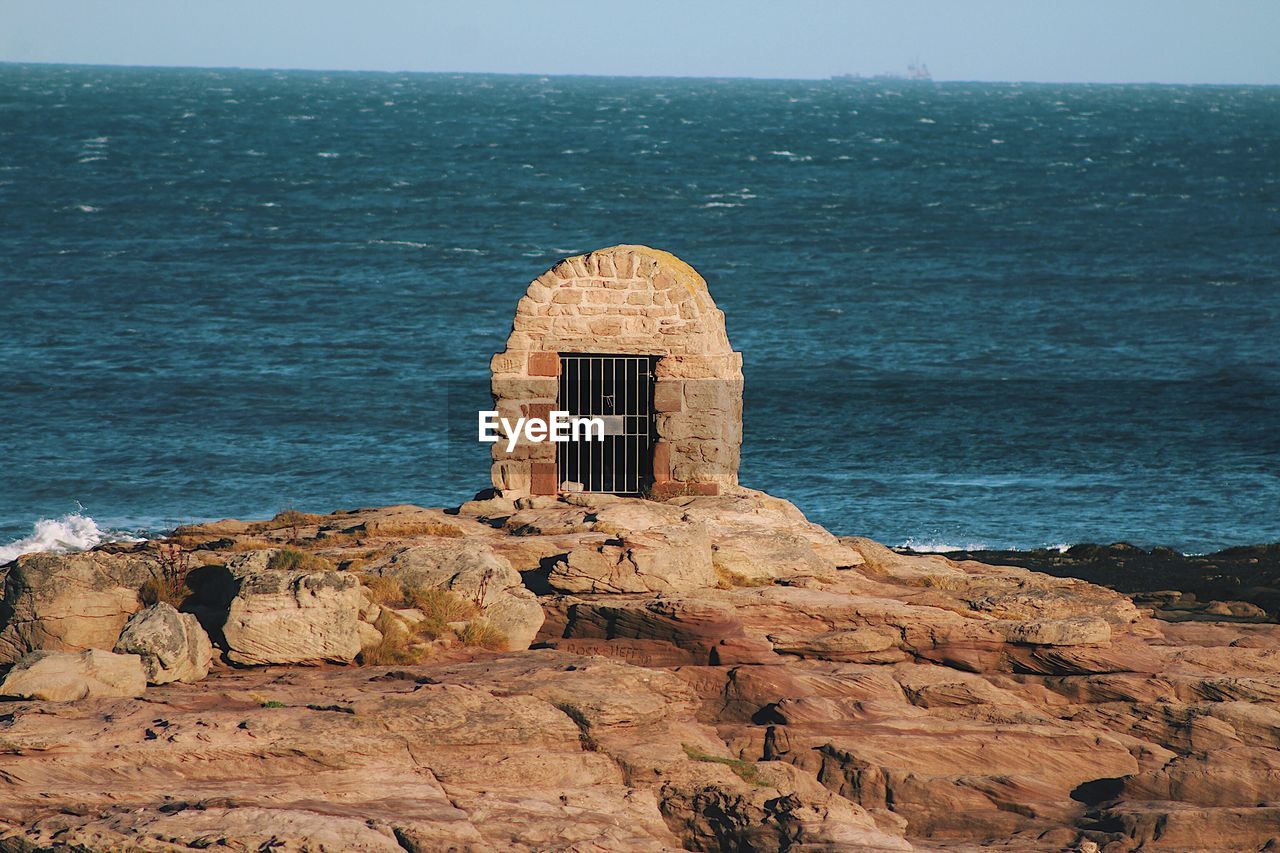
(0, 489, 1277, 851)
(114, 602, 213, 684)
(0, 648, 146, 701)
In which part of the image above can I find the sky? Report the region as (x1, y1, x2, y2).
(1, 0, 1277, 84)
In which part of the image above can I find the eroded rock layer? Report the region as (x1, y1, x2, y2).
(0, 489, 1276, 851)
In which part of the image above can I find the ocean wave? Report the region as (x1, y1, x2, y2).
(898, 541, 1088, 555)
(368, 239, 428, 249)
(896, 538, 988, 553)
(0, 512, 143, 563)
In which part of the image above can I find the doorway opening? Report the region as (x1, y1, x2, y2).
(556, 354, 656, 494)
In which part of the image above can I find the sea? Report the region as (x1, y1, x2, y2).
(2, 63, 1278, 559)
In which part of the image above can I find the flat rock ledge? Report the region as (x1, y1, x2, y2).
(0, 488, 1276, 851)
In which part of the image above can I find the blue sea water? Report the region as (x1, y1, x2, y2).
(1, 63, 1278, 554)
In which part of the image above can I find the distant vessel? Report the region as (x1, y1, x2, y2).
(831, 60, 933, 82)
(906, 61, 932, 81)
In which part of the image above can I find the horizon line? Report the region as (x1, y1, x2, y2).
(2, 59, 1276, 88)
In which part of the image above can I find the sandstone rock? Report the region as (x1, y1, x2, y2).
(769, 627, 901, 661)
(3, 491, 1277, 851)
(114, 603, 213, 684)
(367, 539, 544, 650)
(1004, 615, 1112, 646)
(547, 522, 715, 594)
(0, 648, 145, 701)
(712, 529, 833, 584)
(203, 555, 380, 665)
(0, 550, 156, 665)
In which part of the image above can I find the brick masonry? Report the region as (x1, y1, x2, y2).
(491, 245, 743, 498)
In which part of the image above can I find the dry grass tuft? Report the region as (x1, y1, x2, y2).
(364, 519, 465, 539)
(360, 610, 431, 666)
(247, 508, 327, 536)
(355, 581, 505, 656)
(266, 548, 335, 573)
(408, 587, 480, 640)
(139, 577, 184, 607)
(362, 575, 405, 606)
(140, 543, 191, 606)
(457, 618, 507, 651)
(224, 538, 276, 553)
(272, 508, 325, 527)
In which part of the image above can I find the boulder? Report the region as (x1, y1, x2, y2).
(0, 648, 146, 701)
(202, 555, 381, 665)
(114, 603, 213, 684)
(547, 522, 715, 594)
(367, 540, 544, 650)
(0, 551, 156, 665)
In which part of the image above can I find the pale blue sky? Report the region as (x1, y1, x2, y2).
(1, 0, 1277, 84)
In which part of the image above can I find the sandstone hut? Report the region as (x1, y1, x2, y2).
(490, 245, 743, 499)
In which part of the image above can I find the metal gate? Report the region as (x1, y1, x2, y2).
(557, 354, 656, 495)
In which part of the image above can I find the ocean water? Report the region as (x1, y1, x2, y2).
(1, 64, 1278, 554)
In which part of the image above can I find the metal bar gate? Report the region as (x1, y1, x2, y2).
(557, 354, 656, 495)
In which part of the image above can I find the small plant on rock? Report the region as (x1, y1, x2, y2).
(361, 575, 406, 607)
(141, 543, 191, 607)
(360, 610, 431, 666)
(266, 548, 334, 573)
(554, 702, 599, 752)
(356, 580, 507, 655)
(457, 618, 507, 651)
(682, 743, 769, 787)
(405, 587, 479, 639)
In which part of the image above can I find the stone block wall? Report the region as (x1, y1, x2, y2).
(491, 245, 743, 498)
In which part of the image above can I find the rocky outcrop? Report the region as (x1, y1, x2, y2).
(547, 522, 716, 594)
(0, 551, 155, 664)
(0, 491, 1278, 850)
(0, 648, 145, 701)
(114, 603, 213, 684)
(0, 653, 906, 851)
(366, 539, 544, 650)
(196, 553, 381, 665)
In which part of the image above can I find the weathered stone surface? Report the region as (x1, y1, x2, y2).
(547, 522, 715, 594)
(202, 555, 380, 665)
(114, 603, 213, 684)
(3, 491, 1279, 850)
(0, 551, 155, 665)
(0, 648, 145, 701)
(713, 529, 833, 583)
(0, 653, 901, 851)
(1004, 615, 1112, 646)
(367, 540, 544, 650)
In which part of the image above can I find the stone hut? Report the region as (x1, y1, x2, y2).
(490, 245, 742, 499)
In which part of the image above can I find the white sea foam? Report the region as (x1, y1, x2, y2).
(368, 239, 429, 249)
(897, 539, 988, 553)
(0, 512, 142, 563)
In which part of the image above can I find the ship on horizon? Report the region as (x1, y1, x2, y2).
(832, 60, 933, 82)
